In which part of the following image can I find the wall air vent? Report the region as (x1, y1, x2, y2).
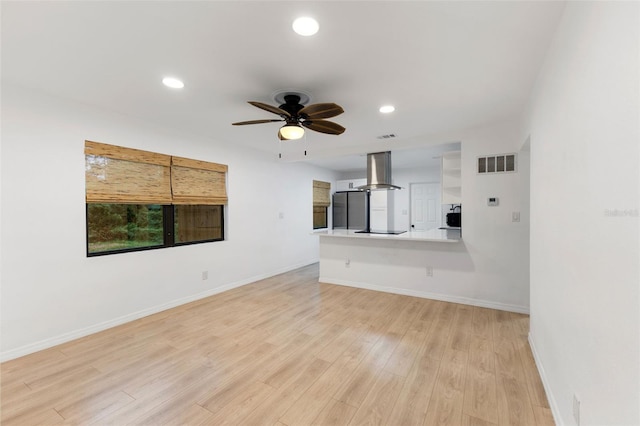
(376, 134, 397, 139)
(478, 153, 517, 174)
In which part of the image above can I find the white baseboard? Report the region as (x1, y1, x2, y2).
(1, 259, 318, 362)
(528, 332, 562, 426)
(319, 276, 530, 314)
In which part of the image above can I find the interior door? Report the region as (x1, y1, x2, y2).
(410, 183, 440, 231)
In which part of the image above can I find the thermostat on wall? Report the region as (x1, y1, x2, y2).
(488, 197, 499, 206)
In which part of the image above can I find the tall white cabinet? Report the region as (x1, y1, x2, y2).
(370, 190, 394, 231)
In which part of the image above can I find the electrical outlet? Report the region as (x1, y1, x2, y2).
(202, 271, 208, 280)
(426, 266, 433, 277)
(345, 258, 350, 268)
(573, 394, 580, 425)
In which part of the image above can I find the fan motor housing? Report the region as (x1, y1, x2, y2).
(278, 94, 305, 116)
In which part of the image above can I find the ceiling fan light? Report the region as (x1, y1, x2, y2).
(279, 124, 305, 140)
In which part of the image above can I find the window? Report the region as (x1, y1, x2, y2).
(313, 180, 330, 229)
(174, 205, 223, 244)
(85, 141, 227, 256)
(313, 206, 328, 229)
(87, 204, 164, 253)
(86, 204, 224, 255)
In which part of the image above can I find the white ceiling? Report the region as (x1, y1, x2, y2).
(1, 1, 565, 171)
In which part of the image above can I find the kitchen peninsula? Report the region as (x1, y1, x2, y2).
(314, 228, 461, 242)
(313, 227, 474, 306)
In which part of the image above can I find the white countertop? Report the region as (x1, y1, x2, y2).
(312, 228, 462, 243)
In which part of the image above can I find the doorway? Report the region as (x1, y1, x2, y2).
(410, 182, 441, 231)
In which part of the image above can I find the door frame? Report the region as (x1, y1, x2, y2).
(409, 181, 441, 231)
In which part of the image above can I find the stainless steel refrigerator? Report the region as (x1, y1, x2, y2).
(332, 191, 368, 230)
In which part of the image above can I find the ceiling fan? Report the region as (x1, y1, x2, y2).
(232, 93, 345, 140)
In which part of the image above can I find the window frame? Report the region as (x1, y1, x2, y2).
(313, 205, 328, 230)
(172, 204, 225, 248)
(86, 204, 225, 257)
(312, 180, 331, 230)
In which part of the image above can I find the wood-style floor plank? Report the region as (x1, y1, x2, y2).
(333, 332, 402, 408)
(386, 353, 440, 425)
(347, 370, 405, 425)
(0, 264, 554, 426)
(463, 366, 499, 424)
(423, 349, 469, 426)
(311, 398, 358, 426)
(278, 335, 378, 425)
(496, 375, 537, 425)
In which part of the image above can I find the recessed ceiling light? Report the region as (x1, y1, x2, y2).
(379, 105, 395, 113)
(162, 77, 184, 89)
(292, 17, 319, 36)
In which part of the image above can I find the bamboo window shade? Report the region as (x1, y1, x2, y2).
(85, 141, 172, 204)
(313, 180, 331, 207)
(171, 156, 228, 205)
(85, 141, 228, 205)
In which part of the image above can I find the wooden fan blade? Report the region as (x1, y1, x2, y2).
(299, 103, 344, 119)
(302, 120, 346, 135)
(248, 101, 291, 118)
(232, 119, 284, 126)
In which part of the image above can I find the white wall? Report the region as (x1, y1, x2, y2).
(526, 2, 639, 425)
(320, 119, 531, 313)
(0, 84, 339, 361)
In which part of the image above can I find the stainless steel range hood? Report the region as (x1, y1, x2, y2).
(357, 151, 402, 191)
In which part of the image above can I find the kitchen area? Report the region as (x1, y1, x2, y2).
(321, 144, 462, 241)
(313, 143, 472, 302)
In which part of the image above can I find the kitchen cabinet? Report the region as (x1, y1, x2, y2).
(370, 190, 394, 231)
(336, 178, 367, 192)
(442, 151, 461, 205)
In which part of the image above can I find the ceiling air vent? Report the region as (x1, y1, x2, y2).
(478, 153, 517, 174)
(376, 133, 397, 139)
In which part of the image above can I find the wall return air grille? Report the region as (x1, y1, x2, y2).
(478, 153, 517, 174)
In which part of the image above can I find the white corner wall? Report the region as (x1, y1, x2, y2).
(0, 84, 339, 361)
(526, 2, 640, 425)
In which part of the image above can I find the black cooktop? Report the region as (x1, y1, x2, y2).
(354, 230, 407, 235)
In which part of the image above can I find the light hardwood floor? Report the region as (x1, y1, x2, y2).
(1, 264, 554, 425)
